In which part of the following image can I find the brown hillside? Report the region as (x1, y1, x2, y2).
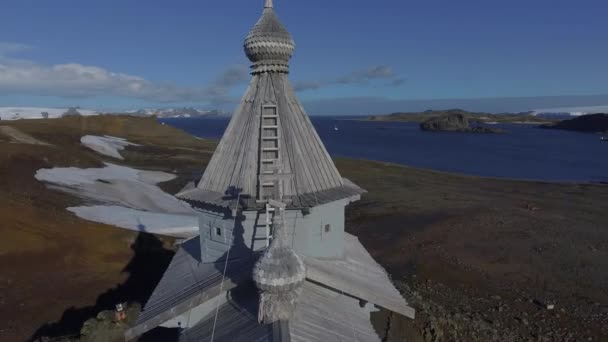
(1, 116, 606, 341)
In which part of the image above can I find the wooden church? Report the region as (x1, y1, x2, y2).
(126, 1, 414, 340)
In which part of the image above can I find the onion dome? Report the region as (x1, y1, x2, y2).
(253, 208, 306, 323)
(244, 0, 295, 74)
(253, 245, 306, 323)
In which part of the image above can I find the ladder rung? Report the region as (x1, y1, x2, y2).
(263, 125, 278, 129)
(261, 182, 274, 187)
(268, 199, 287, 209)
(262, 115, 278, 118)
(260, 173, 293, 182)
(262, 136, 279, 140)
(262, 147, 279, 152)
(261, 159, 277, 163)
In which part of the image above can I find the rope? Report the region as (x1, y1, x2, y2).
(211, 102, 251, 342)
(210, 190, 242, 342)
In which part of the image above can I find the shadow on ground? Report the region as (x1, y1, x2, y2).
(30, 233, 175, 341)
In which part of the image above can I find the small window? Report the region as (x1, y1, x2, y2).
(215, 227, 222, 236)
(324, 224, 331, 233)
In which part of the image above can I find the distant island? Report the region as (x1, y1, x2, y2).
(420, 112, 505, 133)
(539, 113, 608, 133)
(366, 109, 554, 124)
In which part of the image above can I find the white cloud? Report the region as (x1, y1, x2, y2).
(0, 42, 249, 105)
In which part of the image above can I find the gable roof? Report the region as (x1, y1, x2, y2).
(127, 234, 414, 340)
(178, 281, 381, 342)
(304, 234, 416, 319)
(179, 285, 273, 342)
(125, 237, 253, 340)
(289, 281, 381, 341)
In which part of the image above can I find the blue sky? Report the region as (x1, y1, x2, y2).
(0, 0, 607, 114)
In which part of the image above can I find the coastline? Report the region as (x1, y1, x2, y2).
(350, 117, 553, 125)
(1, 115, 607, 341)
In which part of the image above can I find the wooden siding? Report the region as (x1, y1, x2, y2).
(193, 72, 348, 204)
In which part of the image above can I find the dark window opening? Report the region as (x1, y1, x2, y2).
(215, 227, 222, 236)
(324, 224, 331, 233)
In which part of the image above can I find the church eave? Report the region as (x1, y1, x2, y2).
(177, 181, 366, 211)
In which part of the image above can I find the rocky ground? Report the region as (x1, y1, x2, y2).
(2, 116, 606, 341)
(341, 159, 608, 341)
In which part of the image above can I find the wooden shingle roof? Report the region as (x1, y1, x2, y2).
(177, 72, 363, 209)
(178, 281, 381, 342)
(127, 234, 414, 340)
(125, 237, 253, 340)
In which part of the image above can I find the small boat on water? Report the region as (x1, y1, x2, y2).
(334, 125, 339, 132)
(601, 136, 607, 142)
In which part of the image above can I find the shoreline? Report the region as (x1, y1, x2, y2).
(161, 118, 606, 184)
(347, 117, 553, 125)
(335, 156, 608, 186)
(2, 115, 607, 341)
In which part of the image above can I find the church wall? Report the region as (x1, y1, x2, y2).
(195, 197, 357, 262)
(197, 209, 255, 263)
(282, 199, 348, 258)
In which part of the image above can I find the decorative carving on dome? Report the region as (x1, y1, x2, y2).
(244, 2, 295, 74)
(253, 204, 306, 323)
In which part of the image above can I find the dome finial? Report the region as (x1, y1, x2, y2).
(244, 0, 295, 74)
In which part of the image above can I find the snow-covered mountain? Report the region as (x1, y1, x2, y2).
(125, 107, 225, 118)
(0, 106, 226, 121)
(532, 105, 608, 117)
(0, 107, 98, 120)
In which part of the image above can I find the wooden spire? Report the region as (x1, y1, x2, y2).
(177, 0, 366, 209)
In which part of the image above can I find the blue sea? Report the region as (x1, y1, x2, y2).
(160, 117, 608, 183)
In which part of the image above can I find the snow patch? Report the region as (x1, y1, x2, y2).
(532, 105, 608, 116)
(81, 135, 140, 160)
(34, 163, 192, 214)
(68, 206, 198, 237)
(35, 163, 198, 237)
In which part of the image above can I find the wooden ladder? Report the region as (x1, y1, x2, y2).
(258, 104, 281, 201)
(253, 204, 275, 249)
(254, 105, 293, 249)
